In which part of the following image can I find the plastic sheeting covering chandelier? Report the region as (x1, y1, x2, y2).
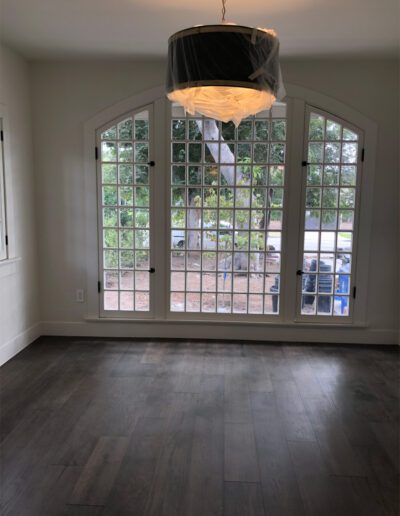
(166, 24, 285, 126)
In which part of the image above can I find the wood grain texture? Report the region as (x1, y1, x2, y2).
(0, 337, 398, 516)
(224, 422, 260, 482)
(224, 482, 265, 516)
(70, 436, 129, 506)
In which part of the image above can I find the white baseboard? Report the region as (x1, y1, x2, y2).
(0, 321, 395, 365)
(0, 322, 42, 366)
(40, 320, 398, 346)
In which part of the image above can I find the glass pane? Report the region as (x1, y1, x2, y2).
(255, 120, 269, 140)
(135, 165, 149, 184)
(102, 164, 117, 183)
(103, 186, 117, 206)
(308, 143, 323, 163)
(341, 166, 356, 186)
(238, 120, 253, 140)
(118, 118, 133, 140)
(309, 113, 324, 140)
(102, 126, 117, 140)
(323, 166, 339, 185)
(119, 164, 133, 184)
(324, 143, 341, 163)
(135, 143, 148, 163)
(271, 120, 286, 141)
(189, 120, 202, 140)
(118, 142, 133, 162)
(342, 143, 358, 163)
(101, 142, 117, 161)
(343, 128, 358, 141)
(307, 165, 322, 186)
(134, 112, 148, 140)
(326, 120, 341, 140)
(172, 120, 186, 140)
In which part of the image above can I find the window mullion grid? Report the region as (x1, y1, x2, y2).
(246, 157, 252, 314)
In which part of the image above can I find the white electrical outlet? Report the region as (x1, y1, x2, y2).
(76, 289, 84, 303)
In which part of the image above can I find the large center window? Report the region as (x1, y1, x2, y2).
(169, 103, 287, 314)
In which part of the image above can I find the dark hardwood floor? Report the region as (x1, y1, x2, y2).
(0, 337, 398, 516)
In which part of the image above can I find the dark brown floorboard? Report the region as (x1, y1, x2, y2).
(0, 337, 398, 516)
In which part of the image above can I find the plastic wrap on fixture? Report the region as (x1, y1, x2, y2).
(166, 24, 285, 126)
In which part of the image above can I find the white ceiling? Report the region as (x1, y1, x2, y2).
(1, 0, 399, 60)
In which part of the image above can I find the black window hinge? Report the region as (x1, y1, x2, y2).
(301, 160, 309, 167)
(5, 235, 8, 246)
(361, 148, 365, 162)
(352, 286, 357, 299)
(95, 146, 99, 160)
(97, 281, 101, 293)
(0, 130, 4, 142)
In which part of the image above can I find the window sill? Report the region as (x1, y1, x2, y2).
(0, 256, 21, 278)
(84, 315, 367, 329)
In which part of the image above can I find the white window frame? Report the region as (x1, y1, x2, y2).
(96, 105, 155, 319)
(295, 105, 364, 323)
(83, 84, 377, 329)
(0, 117, 8, 261)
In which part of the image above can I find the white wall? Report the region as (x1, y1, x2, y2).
(0, 44, 40, 364)
(30, 58, 399, 344)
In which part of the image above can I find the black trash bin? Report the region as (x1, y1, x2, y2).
(270, 275, 279, 313)
(302, 259, 332, 313)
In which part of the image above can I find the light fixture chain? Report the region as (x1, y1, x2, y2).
(221, 0, 227, 22)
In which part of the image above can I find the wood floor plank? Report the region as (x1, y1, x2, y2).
(369, 421, 399, 472)
(224, 422, 260, 482)
(70, 436, 129, 506)
(303, 396, 365, 476)
(54, 376, 147, 466)
(288, 440, 356, 516)
(224, 482, 265, 516)
(251, 392, 306, 516)
(64, 506, 104, 516)
(102, 417, 167, 516)
(353, 444, 400, 515)
(183, 413, 224, 516)
(2, 464, 65, 516)
(143, 411, 196, 516)
(273, 380, 316, 442)
(224, 376, 252, 423)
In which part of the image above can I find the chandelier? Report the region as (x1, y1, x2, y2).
(166, 0, 285, 126)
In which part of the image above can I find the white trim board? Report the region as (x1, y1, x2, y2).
(0, 323, 42, 366)
(41, 320, 396, 345)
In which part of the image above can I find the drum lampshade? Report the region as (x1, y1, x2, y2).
(166, 24, 284, 126)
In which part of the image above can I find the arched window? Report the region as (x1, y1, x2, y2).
(298, 107, 362, 319)
(92, 88, 372, 327)
(97, 106, 153, 315)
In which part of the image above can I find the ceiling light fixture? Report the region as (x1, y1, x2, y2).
(166, 0, 285, 126)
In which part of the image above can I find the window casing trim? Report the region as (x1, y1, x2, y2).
(0, 105, 17, 265)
